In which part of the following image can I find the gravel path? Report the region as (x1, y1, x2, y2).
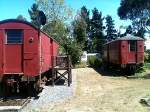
(35, 68, 150, 112)
(21, 71, 76, 112)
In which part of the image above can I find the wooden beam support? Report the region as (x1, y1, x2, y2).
(51, 55, 72, 86)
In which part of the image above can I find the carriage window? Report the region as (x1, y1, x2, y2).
(6, 30, 23, 44)
(129, 41, 136, 52)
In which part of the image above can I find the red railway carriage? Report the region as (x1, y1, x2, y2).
(0, 19, 59, 95)
(103, 36, 144, 69)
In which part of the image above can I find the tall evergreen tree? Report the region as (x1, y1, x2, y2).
(105, 15, 117, 41)
(72, 13, 87, 48)
(80, 6, 90, 33)
(90, 8, 105, 54)
(80, 6, 90, 51)
(28, 3, 40, 28)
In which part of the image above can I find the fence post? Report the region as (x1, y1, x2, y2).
(52, 56, 55, 86)
(68, 55, 72, 86)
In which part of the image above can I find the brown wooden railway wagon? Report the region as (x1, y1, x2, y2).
(103, 36, 144, 69)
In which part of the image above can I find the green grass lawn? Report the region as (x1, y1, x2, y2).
(144, 63, 150, 69)
(134, 63, 150, 78)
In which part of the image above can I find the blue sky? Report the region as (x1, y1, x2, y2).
(0, 0, 130, 28)
(66, 0, 130, 28)
(0, 0, 33, 21)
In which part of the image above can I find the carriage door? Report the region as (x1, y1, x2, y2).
(128, 40, 137, 63)
(23, 30, 39, 76)
(4, 29, 23, 73)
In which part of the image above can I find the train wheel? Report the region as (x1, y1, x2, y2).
(1, 76, 10, 100)
(102, 63, 109, 71)
(125, 66, 136, 75)
(27, 82, 38, 97)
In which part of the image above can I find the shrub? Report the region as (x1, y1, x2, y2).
(62, 41, 83, 66)
(134, 63, 150, 79)
(87, 56, 102, 68)
(145, 50, 150, 63)
(75, 62, 87, 68)
(144, 52, 149, 62)
(144, 63, 150, 69)
(67, 42, 83, 66)
(135, 66, 145, 73)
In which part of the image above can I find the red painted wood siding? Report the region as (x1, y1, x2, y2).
(120, 41, 128, 64)
(41, 32, 51, 73)
(23, 29, 39, 76)
(4, 45, 22, 73)
(108, 41, 120, 64)
(0, 30, 3, 75)
(137, 40, 144, 64)
(52, 41, 59, 56)
(0, 20, 59, 77)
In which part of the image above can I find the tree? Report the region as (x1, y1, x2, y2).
(80, 6, 90, 34)
(42, 19, 68, 44)
(16, 15, 27, 21)
(65, 40, 83, 65)
(122, 25, 136, 37)
(90, 8, 105, 54)
(122, 25, 146, 39)
(35, 0, 72, 43)
(118, 0, 150, 33)
(58, 25, 83, 65)
(28, 3, 40, 28)
(36, 0, 72, 22)
(105, 15, 117, 41)
(33, 0, 83, 65)
(132, 20, 146, 39)
(135, 27, 146, 39)
(125, 25, 133, 34)
(72, 13, 87, 48)
(80, 6, 91, 51)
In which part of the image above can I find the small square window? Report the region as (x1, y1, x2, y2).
(6, 29, 23, 44)
(129, 41, 136, 52)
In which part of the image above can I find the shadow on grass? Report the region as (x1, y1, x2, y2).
(93, 65, 150, 79)
(93, 65, 135, 77)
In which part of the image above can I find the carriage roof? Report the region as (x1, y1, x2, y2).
(104, 35, 144, 45)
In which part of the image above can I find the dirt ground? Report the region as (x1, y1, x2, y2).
(39, 68, 150, 112)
